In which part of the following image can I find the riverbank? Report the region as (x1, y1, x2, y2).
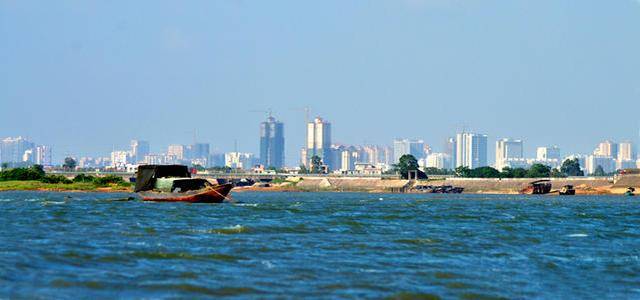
(235, 176, 640, 195)
(0, 181, 133, 192)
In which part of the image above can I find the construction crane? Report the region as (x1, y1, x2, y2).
(290, 106, 311, 124)
(248, 108, 273, 119)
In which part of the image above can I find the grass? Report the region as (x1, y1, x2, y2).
(0, 180, 133, 192)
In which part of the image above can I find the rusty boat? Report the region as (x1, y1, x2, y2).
(134, 165, 233, 203)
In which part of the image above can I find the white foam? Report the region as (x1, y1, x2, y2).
(567, 233, 588, 237)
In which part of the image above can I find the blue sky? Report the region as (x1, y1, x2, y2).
(1, 0, 639, 165)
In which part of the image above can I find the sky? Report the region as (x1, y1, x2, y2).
(1, 0, 640, 166)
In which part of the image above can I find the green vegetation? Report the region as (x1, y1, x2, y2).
(394, 155, 427, 179)
(456, 163, 560, 178)
(63, 157, 77, 171)
(593, 165, 606, 176)
(422, 167, 455, 175)
(310, 155, 323, 174)
(560, 158, 584, 176)
(0, 166, 131, 191)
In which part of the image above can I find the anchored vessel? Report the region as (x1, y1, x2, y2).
(134, 165, 233, 203)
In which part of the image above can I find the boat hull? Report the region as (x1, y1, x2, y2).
(139, 184, 233, 203)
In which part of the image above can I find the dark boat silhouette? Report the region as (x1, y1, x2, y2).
(134, 165, 233, 203)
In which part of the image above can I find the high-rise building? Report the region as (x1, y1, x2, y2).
(618, 141, 633, 161)
(167, 144, 186, 160)
(393, 139, 425, 162)
(110, 151, 129, 169)
(537, 146, 561, 161)
(190, 143, 210, 160)
(260, 116, 285, 168)
(444, 137, 457, 170)
(585, 155, 616, 175)
(594, 140, 618, 159)
(0, 136, 35, 165)
(305, 117, 332, 168)
(455, 132, 488, 168)
(130, 140, 150, 163)
(495, 138, 524, 170)
(35, 145, 52, 166)
(424, 153, 452, 169)
(225, 152, 255, 169)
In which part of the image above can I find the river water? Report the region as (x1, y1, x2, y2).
(1, 191, 639, 299)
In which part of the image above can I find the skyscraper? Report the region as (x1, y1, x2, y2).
(594, 140, 618, 159)
(445, 137, 457, 170)
(167, 144, 186, 160)
(536, 146, 561, 161)
(260, 116, 285, 168)
(456, 133, 488, 168)
(393, 139, 425, 162)
(130, 140, 150, 163)
(0, 136, 35, 165)
(190, 143, 211, 159)
(305, 117, 332, 168)
(495, 138, 524, 170)
(618, 141, 633, 161)
(35, 145, 52, 166)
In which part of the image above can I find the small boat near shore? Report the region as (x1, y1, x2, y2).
(521, 180, 553, 195)
(134, 165, 233, 203)
(625, 187, 636, 197)
(559, 185, 576, 196)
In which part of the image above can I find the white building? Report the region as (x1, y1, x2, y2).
(537, 146, 561, 161)
(456, 132, 488, 169)
(130, 140, 150, 163)
(167, 144, 186, 160)
(424, 153, 451, 169)
(618, 141, 634, 164)
(225, 152, 255, 169)
(495, 138, 524, 170)
(594, 140, 618, 159)
(110, 151, 130, 169)
(585, 155, 616, 175)
(35, 145, 52, 166)
(304, 117, 332, 167)
(393, 139, 425, 162)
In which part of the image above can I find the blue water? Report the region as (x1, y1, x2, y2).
(1, 191, 640, 299)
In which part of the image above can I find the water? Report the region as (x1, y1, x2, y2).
(1, 191, 640, 299)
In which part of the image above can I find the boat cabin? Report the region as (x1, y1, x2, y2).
(530, 180, 552, 195)
(135, 165, 210, 193)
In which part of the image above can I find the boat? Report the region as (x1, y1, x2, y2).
(134, 165, 233, 203)
(559, 185, 576, 196)
(625, 187, 636, 197)
(521, 180, 553, 195)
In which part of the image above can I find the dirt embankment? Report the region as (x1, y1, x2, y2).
(236, 176, 639, 195)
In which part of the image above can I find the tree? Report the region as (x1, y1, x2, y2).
(310, 155, 323, 174)
(423, 167, 454, 175)
(455, 166, 472, 178)
(593, 165, 606, 176)
(394, 154, 427, 179)
(560, 158, 584, 176)
(299, 164, 309, 174)
(0, 163, 8, 170)
(471, 166, 501, 178)
(63, 157, 77, 171)
(550, 168, 566, 178)
(527, 164, 551, 178)
(32, 164, 45, 178)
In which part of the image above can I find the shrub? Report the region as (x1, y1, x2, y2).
(93, 175, 125, 186)
(0, 166, 45, 181)
(73, 174, 96, 183)
(41, 175, 72, 184)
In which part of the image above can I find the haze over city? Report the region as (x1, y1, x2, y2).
(2, 0, 640, 166)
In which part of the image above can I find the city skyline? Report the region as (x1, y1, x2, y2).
(2, 1, 640, 166)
